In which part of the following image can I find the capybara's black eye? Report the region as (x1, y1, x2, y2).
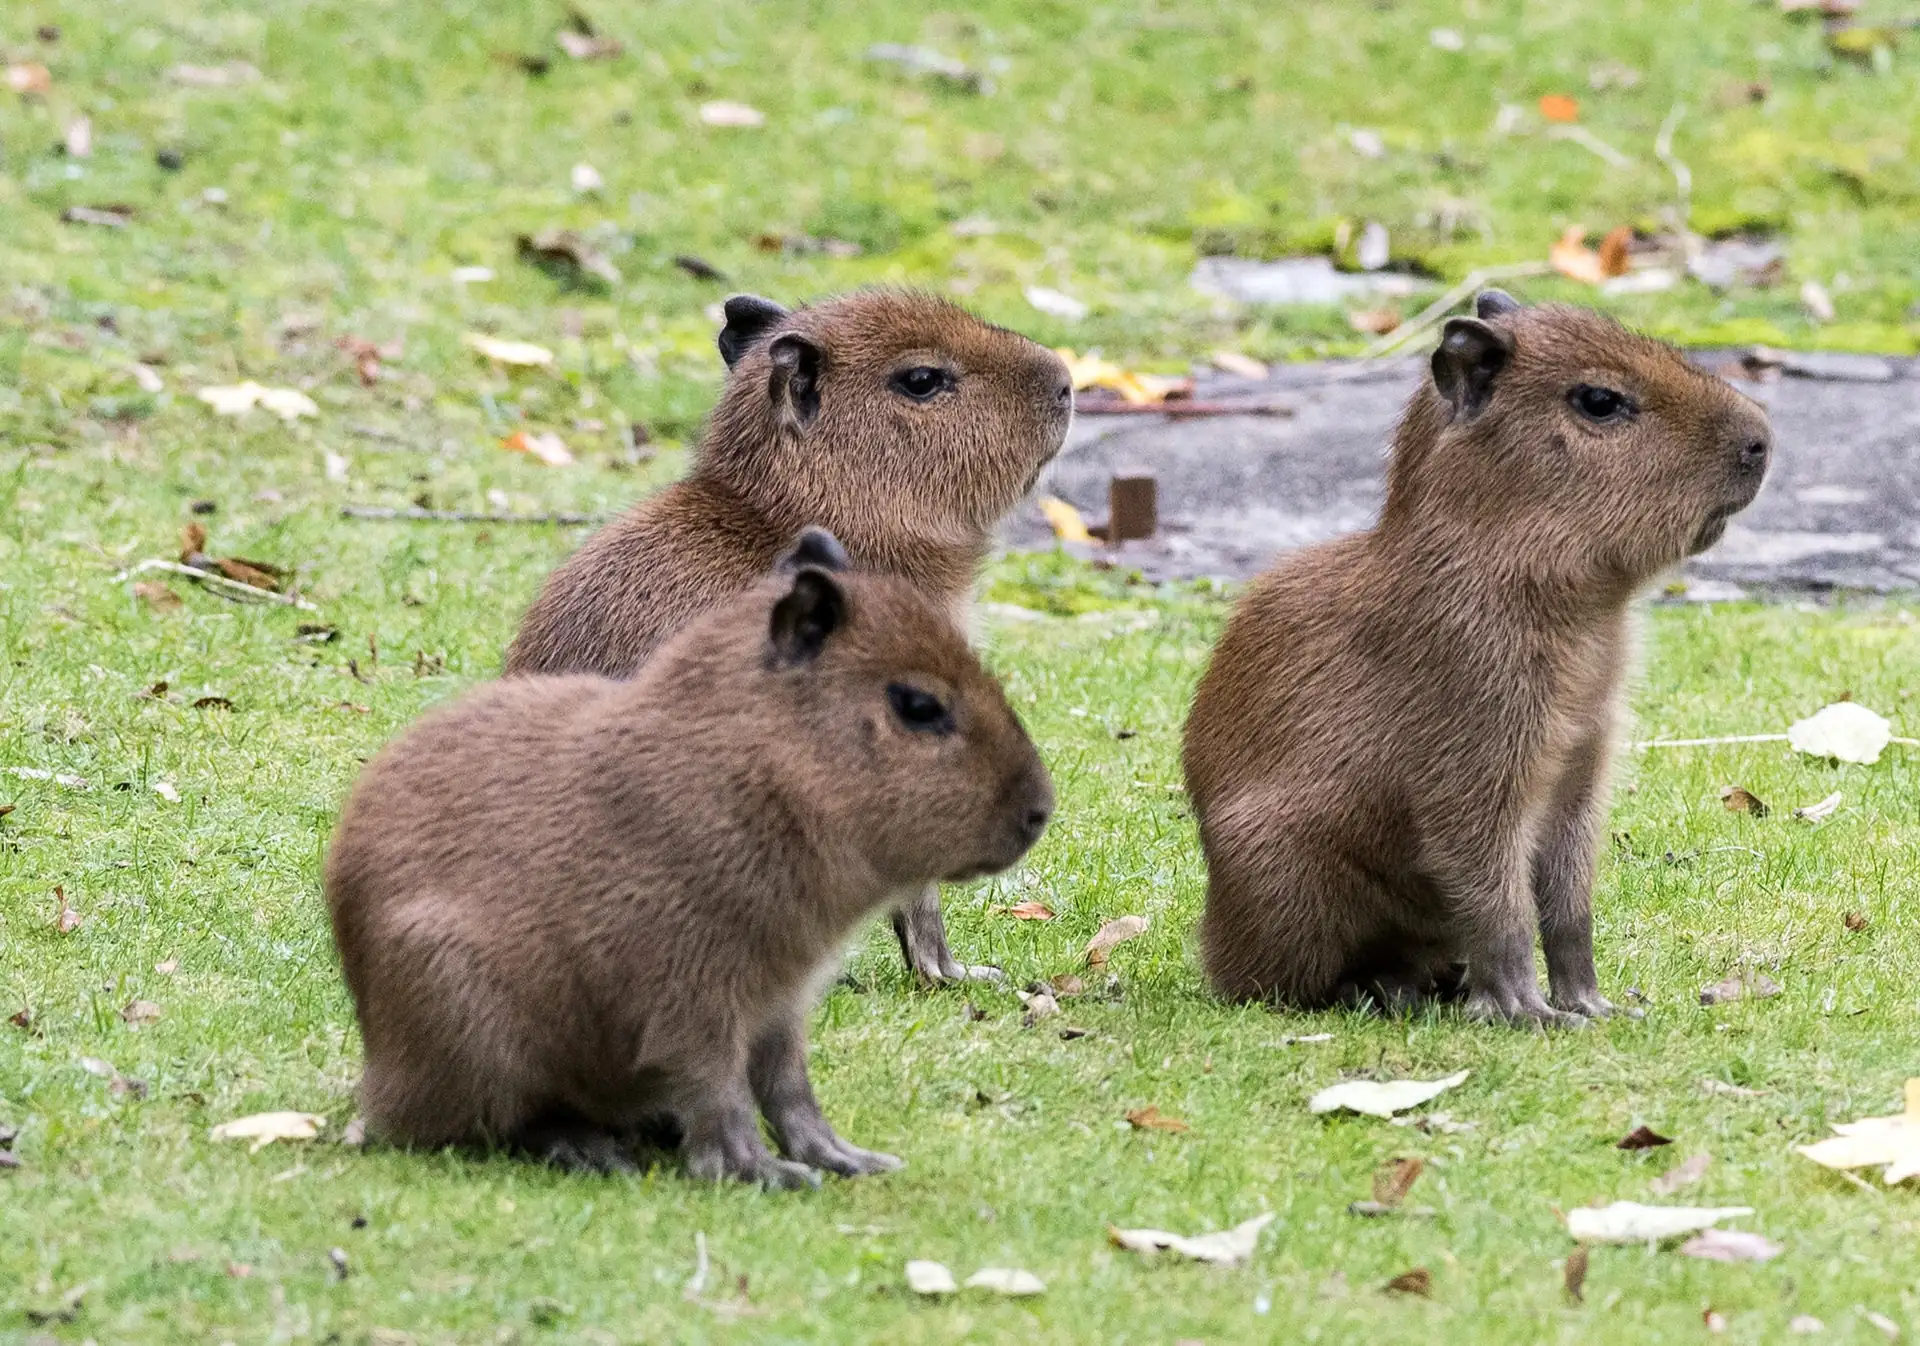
(887, 682, 955, 734)
(1569, 384, 1633, 422)
(889, 366, 949, 401)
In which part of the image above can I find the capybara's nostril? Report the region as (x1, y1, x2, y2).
(1022, 806, 1052, 843)
(1739, 438, 1769, 472)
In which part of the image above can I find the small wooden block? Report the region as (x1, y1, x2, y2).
(1107, 470, 1158, 543)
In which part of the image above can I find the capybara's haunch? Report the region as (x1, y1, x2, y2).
(1184, 292, 1771, 1025)
(506, 290, 1072, 983)
(327, 530, 1054, 1184)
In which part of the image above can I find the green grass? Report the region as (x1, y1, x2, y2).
(6, 1, 1920, 1342)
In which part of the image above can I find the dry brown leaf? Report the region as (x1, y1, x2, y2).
(502, 431, 574, 466)
(1705, 1308, 1728, 1334)
(120, 999, 161, 1026)
(6, 63, 53, 96)
(134, 581, 183, 613)
(1700, 973, 1781, 1006)
(1551, 228, 1607, 285)
(53, 885, 81, 934)
(1680, 1228, 1783, 1262)
(1596, 226, 1633, 278)
(517, 229, 621, 285)
(1538, 94, 1579, 123)
(180, 521, 208, 560)
(1563, 1245, 1588, 1302)
(1384, 1267, 1432, 1296)
(1347, 309, 1402, 336)
(1085, 914, 1149, 966)
(214, 558, 284, 592)
(1650, 1153, 1711, 1196)
(1372, 1156, 1425, 1207)
(1049, 974, 1086, 997)
(1126, 1105, 1190, 1133)
(996, 900, 1055, 921)
(1846, 912, 1870, 933)
(1720, 785, 1769, 818)
(1617, 1125, 1674, 1151)
(1108, 1213, 1272, 1265)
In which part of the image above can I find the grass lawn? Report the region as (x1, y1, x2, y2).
(5, 1, 1920, 1342)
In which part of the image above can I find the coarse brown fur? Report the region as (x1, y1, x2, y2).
(1183, 293, 1772, 1025)
(504, 289, 1071, 982)
(327, 533, 1053, 1184)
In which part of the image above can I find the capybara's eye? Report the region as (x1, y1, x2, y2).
(1568, 384, 1634, 422)
(889, 366, 950, 401)
(887, 682, 955, 734)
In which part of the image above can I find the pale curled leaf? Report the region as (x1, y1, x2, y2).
(1309, 1070, 1469, 1119)
(1085, 914, 1148, 966)
(1788, 702, 1892, 765)
(502, 431, 574, 466)
(1795, 792, 1843, 823)
(699, 101, 764, 128)
(1650, 1153, 1712, 1196)
(1796, 1079, 1920, 1184)
(1108, 1212, 1274, 1266)
(904, 1260, 956, 1295)
(463, 333, 554, 366)
(1563, 1202, 1754, 1244)
(210, 1111, 327, 1153)
(120, 1000, 162, 1026)
(964, 1268, 1044, 1296)
(1680, 1228, 1783, 1262)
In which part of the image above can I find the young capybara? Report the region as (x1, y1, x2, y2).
(1183, 291, 1771, 1025)
(506, 290, 1073, 984)
(327, 529, 1054, 1184)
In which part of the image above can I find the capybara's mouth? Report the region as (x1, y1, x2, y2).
(1688, 505, 1737, 554)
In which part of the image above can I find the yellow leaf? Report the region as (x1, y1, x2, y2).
(1038, 496, 1093, 544)
(1550, 227, 1606, 285)
(210, 1111, 327, 1154)
(463, 333, 554, 367)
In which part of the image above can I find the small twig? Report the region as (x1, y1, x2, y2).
(684, 1232, 710, 1301)
(1546, 124, 1637, 170)
(1633, 733, 1788, 750)
(338, 506, 604, 525)
(108, 559, 317, 611)
(1076, 401, 1294, 419)
(1654, 103, 1693, 239)
(1362, 262, 1556, 359)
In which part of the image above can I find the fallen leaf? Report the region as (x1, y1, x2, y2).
(1563, 1202, 1755, 1244)
(517, 229, 620, 285)
(79, 1056, 116, 1078)
(1126, 1105, 1190, 1133)
(1108, 1212, 1273, 1266)
(155, 958, 179, 975)
(1212, 351, 1268, 379)
(1085, 914, 1149, 966)
(1846, 912, 1869, 933)
(226, 1261, 255, 1279)
(1310, 1070, 1470, 1119)
(1049, 974, 1085, 997)
(1355, 221, 1390, 272)
(699, 100, 764, 128)
(196, 382, 317, 420)
(8, 1008, 31, 1030)
(1055, 349, 1191, 405)
(53, 885, 81, 933)
(341, 1116, 368, 1147)
(134, 581, 182, 613)
(1016, 988, 1059, 1022)
(1618, 1125, 1674, 1151)
(192, 696, 234, 711)
(964, 1268, 1044, 1296)
(210, 1111, 327, 1153)
(1802, 280, 1836, 324)
(152, 781, 181, 803)
(1025, 286, 1089, 322)
(1430, 27, 1466, 50)
(1564, 1246, 1588, 1302)
(1705, 1308, 1729, 1334)
(464, 333, 554, 367)
(1347, 309, 1402, 335)
(1720, 785, 1769, 817)
(120, 1000, 161, 1026)
(65, 115, 91, 157)
(1038, 495, 1094, 544)
(169, 62, 260, 87)
(1596, 226, 1633, 277)
(1551, 227, 1607, 285)
(1790, 1315, 1826, 1335)
(6, 62, 53, 95)
(865, 43, 990, 93)
(1651, 1153, 1712, 1196)
(1790, 702, 1891, 764)
(569, 162, 603, 194)
(502, 431, 574, 466)
(1828, 26, 1898, 61)
(1373, 1156, 1425, 1207)
(1700, 973, 1781, 1006)
(997, 900, 1055, 921)
(1539, 94, 1580, 123)
(129, 362, 165, 393)
(1680, 1228, 1783, 1263)
(1796, 1079, 1920, 1184)
(214, 557, 285, 591)
(1862, 1309, 1900, 1340)
(1384, 1267, 1432, 1297)
(1688, 235, 1786, 290)
(1795, 792, 1843, 823)
(905, 1260, 956, 1295)
(63, 204, 135, 228)
(4, 767, 89, 788)
(556, 20, 623, 61)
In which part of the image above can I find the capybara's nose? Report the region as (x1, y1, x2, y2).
(1021, 804, 1053, 845)
(1737, 435, 1770, 475)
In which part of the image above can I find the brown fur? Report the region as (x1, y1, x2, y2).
(1183, 294, 1771, 1025)
(326, 536, 1053, 1184)
(504, 289, 1070, 983)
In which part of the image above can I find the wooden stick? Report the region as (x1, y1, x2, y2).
(1361, 261, 1556, 360)
(1076, 400, 1293, 418)
(108, 558, 318, 611)
(339, 506, 604, 525)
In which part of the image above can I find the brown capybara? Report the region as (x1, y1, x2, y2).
(1183, 291, 1771, 1026)
(327, 529, 1054, 1184)
(506, 290, 1072, 984)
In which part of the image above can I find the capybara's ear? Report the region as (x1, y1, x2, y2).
(1431, 317, 1514, 421)
(1474, 288, 1524, 320)
(767, 332, 823, 433)
(768, 567, 845, 666)
(717, 294, 790, 368)
(777, 527, 851, 575)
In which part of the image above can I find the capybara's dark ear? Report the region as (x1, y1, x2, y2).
(768, 332, 823, 432)
(768, 567, 845, 666)
(717, 294, 789, 368)
(1474, 288, 1523, 320)
(777, 527, 851, 575)
(1431, 317, 1514, 421)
